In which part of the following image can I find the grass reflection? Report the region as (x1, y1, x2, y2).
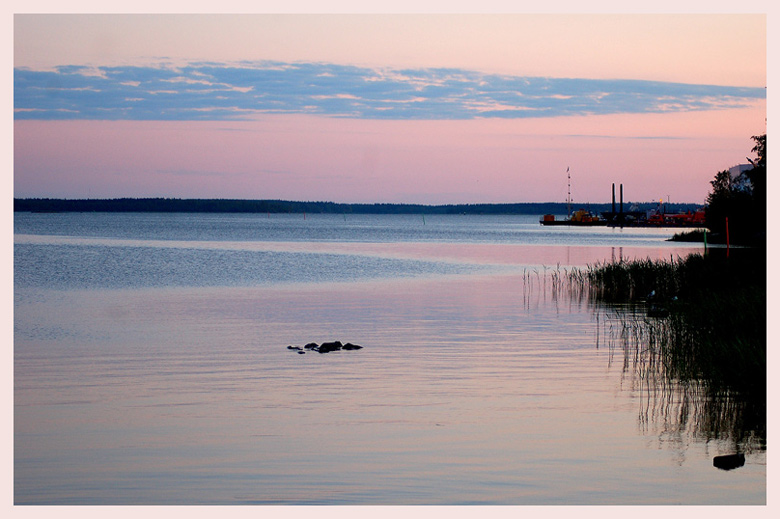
(567, 250, 766, 454)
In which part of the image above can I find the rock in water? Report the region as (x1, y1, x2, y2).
(289, 340, 363, 354)
(317, 341, 343, 353)
(713, 453, 745, 470)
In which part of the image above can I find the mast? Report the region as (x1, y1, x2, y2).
(566, 167, 571, 218)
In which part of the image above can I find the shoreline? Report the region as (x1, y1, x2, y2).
(13, 197, 701, 216)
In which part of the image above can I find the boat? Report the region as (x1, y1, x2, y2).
(540, 210, 608, 226)
(540, 167, 608, 226)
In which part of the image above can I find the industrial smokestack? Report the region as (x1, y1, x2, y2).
(620, 184, 624, 224)
(612, 183, 616, 216)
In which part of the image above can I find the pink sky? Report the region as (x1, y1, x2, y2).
(14, 107, 765, 204)
(12, 12, 768, 205)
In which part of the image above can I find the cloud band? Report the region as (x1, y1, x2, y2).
(14, 61, 766, 121)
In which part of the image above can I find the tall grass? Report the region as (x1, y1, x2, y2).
(570, 249, 766, 449)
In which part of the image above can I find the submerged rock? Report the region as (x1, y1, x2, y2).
(342, 343, 363, 350)
(713, 453, 745, 470)
(304, 343, 319, 350)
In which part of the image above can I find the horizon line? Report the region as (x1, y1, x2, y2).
(13, 197, 702, 206)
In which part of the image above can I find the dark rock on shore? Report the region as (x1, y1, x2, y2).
(713, 453, 745, 470)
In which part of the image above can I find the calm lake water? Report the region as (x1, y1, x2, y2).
(13, 212, 766, 505)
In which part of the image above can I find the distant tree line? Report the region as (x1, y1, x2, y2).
(13, 198, 699, 216)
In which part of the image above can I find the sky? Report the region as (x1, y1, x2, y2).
(11, 6, 769, 205)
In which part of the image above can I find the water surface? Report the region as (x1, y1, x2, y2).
(14, 213, 763, 505)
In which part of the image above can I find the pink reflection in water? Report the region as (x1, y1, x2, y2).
(14, 264, 764, 505)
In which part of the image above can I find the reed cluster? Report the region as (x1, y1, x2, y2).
(571, 249, 766, 447)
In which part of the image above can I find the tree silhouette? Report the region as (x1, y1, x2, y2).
(704, 134, 766, 246)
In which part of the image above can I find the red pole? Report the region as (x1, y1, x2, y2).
(725, 217, 730, 257)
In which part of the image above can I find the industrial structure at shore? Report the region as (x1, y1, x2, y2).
(540, 182, 706, 228)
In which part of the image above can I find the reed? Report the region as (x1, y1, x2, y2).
(569, 249, 766, 448)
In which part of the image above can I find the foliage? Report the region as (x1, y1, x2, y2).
(704, 134, 766, 246)
(667, 229, 706, 242)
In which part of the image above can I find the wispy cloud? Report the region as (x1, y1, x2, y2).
(14, 60, 765, 121)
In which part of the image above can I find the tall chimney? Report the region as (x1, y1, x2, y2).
(620, 184, 624, 219)
(612, 183, 616, 217)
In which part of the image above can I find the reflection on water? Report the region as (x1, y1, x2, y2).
(595, 305, 766, 461)
(14, 276, 610, 505)
(14, 213, 764, 505)
(13, 212, 698, 247)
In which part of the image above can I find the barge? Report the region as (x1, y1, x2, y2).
(540, 211, 608, 226)
(540, 179, 706, 228)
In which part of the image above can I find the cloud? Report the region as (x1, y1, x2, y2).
(14, 61, 765, 121)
